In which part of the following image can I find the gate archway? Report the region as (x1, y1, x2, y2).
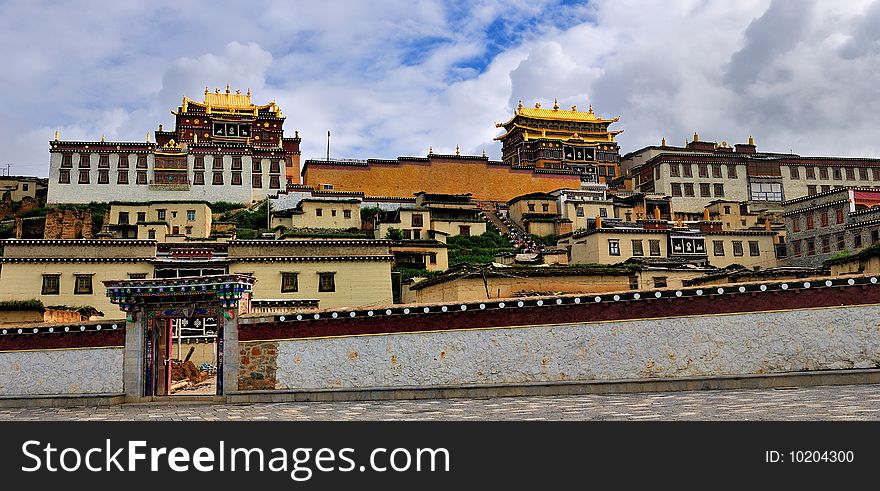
(104, 274, 255, 400)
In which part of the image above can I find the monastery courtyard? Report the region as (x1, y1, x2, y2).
(3, 384, 880, 421)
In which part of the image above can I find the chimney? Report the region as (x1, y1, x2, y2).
(735, 135, 756, 154)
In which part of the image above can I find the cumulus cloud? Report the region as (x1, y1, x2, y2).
(2, 0, 880, 177)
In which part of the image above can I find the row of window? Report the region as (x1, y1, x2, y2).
(314, 208, 354, 219)
(790, 166, 880, 181)
(711, 240, 761, 257)
(607, 239, 662, 257)
(61, 154, 286, 172)
(606, 239, 760, 257)
(668, 163, 737, 179)
(281, 272, 336, 293)
(41, 273, 94, 295)
(670, 182, 725, 198)
(575, 207, 608, 218)
(60, 169, 282, 188)
(118, 209, 197, 225)
(790, 234, 848, 257)
(790, 208, 845, 232)
(526, 203, 551, 212)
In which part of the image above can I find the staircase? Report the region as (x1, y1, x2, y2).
(478, 202, 540, 253)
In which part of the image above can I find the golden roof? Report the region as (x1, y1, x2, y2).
(181, 85, 280, 115)
(497, 102, 619, 127)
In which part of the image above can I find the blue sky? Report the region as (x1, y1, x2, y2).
(2, 0, 880, 177)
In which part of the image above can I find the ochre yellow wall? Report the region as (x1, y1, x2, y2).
(0, 261, 154, 316)
(569, 232, 668, 264)
(110, 203, 212, 239)
(282, 201, 361, 229)
(430, 220, 487, 237)
(526, 221, 556, 236)
(704, 234, 778, 268)
(509, 198, 558, 229)
(402, 275, 633, 304)
(303, 159, 581, 202)
(229, 260, 393, 309)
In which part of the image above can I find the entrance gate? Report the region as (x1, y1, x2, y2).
(104, 274, 255, 400)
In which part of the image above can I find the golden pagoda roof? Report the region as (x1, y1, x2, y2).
(182, 85, 278, 113)
(496, 101, 619, 127)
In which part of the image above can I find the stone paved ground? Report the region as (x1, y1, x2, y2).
(2, 384, 880, 421)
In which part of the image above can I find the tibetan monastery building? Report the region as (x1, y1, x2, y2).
(47, 86, 301, 205)
(302, 101, 621, 202)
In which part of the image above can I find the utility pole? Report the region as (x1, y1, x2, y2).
(326, 131, 331, 161)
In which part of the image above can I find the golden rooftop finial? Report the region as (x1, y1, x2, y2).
(518, 99, 522, 110)
(588, 104, 593, 113)
(247, 87, 251, 97)
(694, 132, 699, 142)
(748, 135, 755, 146)
(482, 148, 486, 157)
(226, 83, 230, 94)
(215, 88, 220, 94)
(236, 89, 241, 95)
(535, 102, 541, 108)
(429, 146, 433, 154)
(455, 144, 460, 156)
(205, 86, 209, 96)
(661, 137, 666, 146)
(553, 98, 559, 110)
(572, 105, 577, 111)
(101, 134, 105, 142)
(54, 130, 58, 141)
(146, 133, 150, 143)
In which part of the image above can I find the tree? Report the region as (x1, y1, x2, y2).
(385, 227, 404, 241)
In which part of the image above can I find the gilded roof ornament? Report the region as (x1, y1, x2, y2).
(54, 130, 58, 141)
(205, 86, 209, 97)
(518, 100, 523, 110)
(588, 104, 593, 114)
(482, 148, 486, 157)
(429, 146, 433, 155)
(101, 134, 105, 142)
(553, 98, 559, 111)
(146, 133, 151, 143)
(693, 132, 699, 142)
(226, 83, 231, 94)
(535, 102, 541, 109)
(455, 144, 460, 156)
(571, 105, 577, 111)
(748, 135, 755, 146)
(661, 137, 666, 146)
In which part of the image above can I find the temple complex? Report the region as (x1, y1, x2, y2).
(47, 86, 301, 205)
(494, 100, 623, 184)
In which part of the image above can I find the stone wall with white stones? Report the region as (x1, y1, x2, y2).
(0, 347, 123, 397)
(267, 304, 880, 391)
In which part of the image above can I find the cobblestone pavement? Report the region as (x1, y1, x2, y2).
(2, 384, 880, 421)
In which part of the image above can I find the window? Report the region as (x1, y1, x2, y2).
(860, 168, 869, 180)
(252, 160, 262, 173)
(712, 164, 722, 178)
(74, 274, 93, 295)
(137, 155, 147, 168)
(749, 182, 782, 201)
(872, 230, 879, 244)
(732, 241, 744, 256)
(136, 170, 147, 185)
(213, 158, 224, 169)
(252, 175, 262, 188)
(607, 166, 615, 177)
(653, 277, 667, 288)
(599, 208, 607, 218)
(79, 155, 90, 168)
(700, 183, 711, 197)
(97, 169, 109, 184)
(128, 273, 148, 280)
(281, 272, 299, 293)
(172, 226, 180, 235)
(78, 169, 90, 184)
(820, 211, 829, 227)
(792, 216, 800, 232)
(270, 160, 281, 173)
(269, 175, 280, 189)
(629, 276, 640, 290)
(792, 240, 802, 257)
(806, 167, 815, 179)
(671, 183, 682, 197)
(713, 240, 725, 256)
(59, 169, 70, 184)
(669, 163, 680, 177)
(654, 166, 660, 180)
(821, 235, 831, 253)
(832, 168, 841, 180)
(821, 185, 831, 193)
(819, 167, 828, 179)
(230, 172, 242, 185)
(805, 214, 814, 229)
(807, 240, 815, 255)
(212, 172, 223, 185)
(118, 212, 130, 225)
(854, 232, 862, 248)
(682, 164, 692, 178)
(194, 156, 204, 169)
(837, 233, 845, 251)
(698, 164, 709, 178)
(148, 229, 156, 240)
(606, 238, 622, 257)
(748, 240, 760, 256)
(459, 225, 471, 236)
(598, 167, 606, 176)
(98, 155, 109, 168)
(117, 170, 129, 184)
(649, 239, 661, 256)
(527, 203, 535, 212)
(344, 210, 352, 219)
(807, 185, 817, 195)
(874, 168, 880, 180)
(157, 209, 166, 220)
(724, 206, 731, 214)
(117, 154, 129, 168)
(231, 157, 242, 170)
(632, 239, 644, 256)
(318, 272, 336, 292)
(412, 213, 424, 227)
(576, 207, 585, 217)
(402, 229, 412, 239)
(683, 183, 695, 197)
(727, 165, 737, 179)
(62, 154, 73, 168)
(789, 166, 799, 179)
(41, 274, 60, 295)
(186, 210, 196, 221)
(713, 184, 725, 197)
(428, 252, 437, 264)
(541, 203, 549, 212)
(846, 167, 855, 180)
(331, 210, 337, 217)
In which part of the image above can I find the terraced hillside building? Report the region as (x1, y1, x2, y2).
(47, 86, 301, 205)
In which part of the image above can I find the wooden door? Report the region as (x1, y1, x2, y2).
(154, 318, 172, 396)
